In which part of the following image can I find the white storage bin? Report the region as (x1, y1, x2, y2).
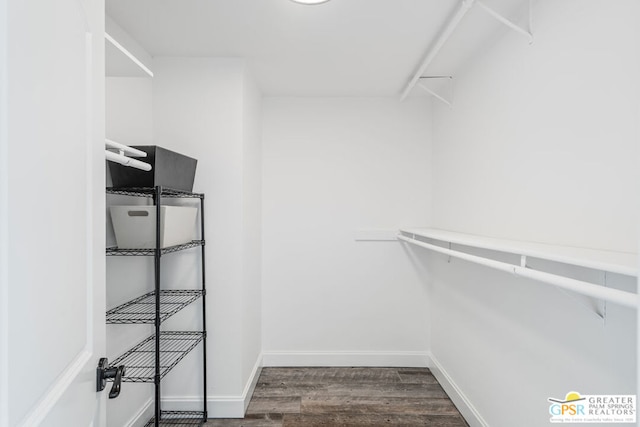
(110, 205, 198, 249)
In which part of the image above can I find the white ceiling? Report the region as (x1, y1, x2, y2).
(105, 0, 529, 96)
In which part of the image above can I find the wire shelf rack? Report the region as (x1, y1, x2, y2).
(143, 411, 206, 427)
(106, 290, 203, 324)
(107, 187, 205, 199)
(112, 332, 204, 383)
(106, 240, 205, 256)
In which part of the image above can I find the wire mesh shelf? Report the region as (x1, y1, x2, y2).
(106, 240, 205, 256)
(143, 411, 206, 427)
(107, 187, 205, 199)
(106, 290, 203, 324)
(112, 331, 204, 383)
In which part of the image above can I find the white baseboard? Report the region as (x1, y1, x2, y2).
(428, 352, 488, 427)
(262, 351, 430, 367)
(162, 353, 263, 419)
(242, 355, 263, 413)
(124, 398, 153, 427)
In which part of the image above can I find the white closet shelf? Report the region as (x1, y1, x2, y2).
(399, 228, 637, 309)
(399, 228, 637, 277)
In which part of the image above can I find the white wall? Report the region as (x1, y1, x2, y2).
(261, 97, 432, 365)
(152, 57, 262, 417)
(432, 0, 639, 253)
(427, 1, 639, 425)
(105, 77, 153, 147)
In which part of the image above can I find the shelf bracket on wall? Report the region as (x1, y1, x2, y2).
(401, 0, 475, 101)
(521, 253, 606, 320)
(476, 0, 533, 44)
(418, 76, 454, 107)
(550, 276, 607, 322)
(401, 0, 534, 99)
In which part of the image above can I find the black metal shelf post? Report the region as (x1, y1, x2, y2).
(200, 195, 208, 420)
(154, 186, 162, 426)
(106, 186, 207, 427)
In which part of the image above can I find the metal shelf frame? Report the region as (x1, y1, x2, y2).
(111, 331, 204, 383)
(143, 411, 206, 427)
(107, 186, 204, 199)
(106, 290, 203, 324)
(106, 185, 208, 427)
(106, 240, 205, 256)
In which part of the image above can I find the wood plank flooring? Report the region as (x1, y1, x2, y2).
(205, 367, 469, 427)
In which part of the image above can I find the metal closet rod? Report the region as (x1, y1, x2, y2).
(397, 234, 638, 309)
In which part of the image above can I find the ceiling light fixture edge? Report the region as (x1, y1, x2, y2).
(289, 0, 332, 5)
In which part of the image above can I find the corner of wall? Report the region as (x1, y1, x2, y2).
(242, 353, 263, 413)
(239, 58, 263, 407)
(0, 0, 8, 420)
(428, 352, 488, 427)
(197, 352, 263, 419)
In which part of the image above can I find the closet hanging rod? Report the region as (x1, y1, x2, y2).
(105, 139, 147, 157)
(105, 150, 152, 172)
(397, 234, 638, 309)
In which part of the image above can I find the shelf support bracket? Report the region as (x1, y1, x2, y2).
(476, 0, 533, 44)
(520, 255, 527, 268)
(418, 76, 454, 107)
(553, 287, 606, 321)
(401, 0, 476, 100)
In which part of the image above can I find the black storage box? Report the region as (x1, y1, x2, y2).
(109, 146, 198, 192)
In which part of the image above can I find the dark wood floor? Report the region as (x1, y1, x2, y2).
(205, 367, 469, 427)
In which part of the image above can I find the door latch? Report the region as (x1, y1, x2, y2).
(97, 358, 126, 399)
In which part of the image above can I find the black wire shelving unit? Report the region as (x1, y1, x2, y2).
(143, 411, 206, 427)
(107, 240, 204, 256)
(111, 332, 204, 382)
(106, 186, 208, 427)
(106, 290, 203, 324)
(107, 186, 205, 199)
